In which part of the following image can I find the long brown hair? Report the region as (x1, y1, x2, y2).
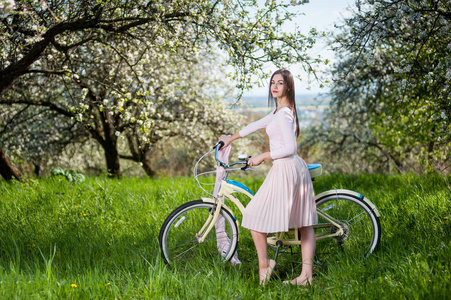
(267, 69, 300, 137)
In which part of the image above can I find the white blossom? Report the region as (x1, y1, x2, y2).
(0, 0, 15, 12)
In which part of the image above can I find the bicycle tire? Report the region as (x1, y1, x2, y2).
(315, 191, 381, 258)
(159, 200, 239, 267)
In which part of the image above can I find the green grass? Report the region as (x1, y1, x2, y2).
(0, 173, 450, 299)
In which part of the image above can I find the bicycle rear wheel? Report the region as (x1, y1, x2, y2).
(159, 200, 239, 268)
(315, 191, 381, 258)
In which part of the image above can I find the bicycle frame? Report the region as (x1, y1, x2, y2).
(194, 178, 364, 247)
(195, 179, 250, 243)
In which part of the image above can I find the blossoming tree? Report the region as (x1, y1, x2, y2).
(308, 0, 450, 172)
(0, 0, 322, 179)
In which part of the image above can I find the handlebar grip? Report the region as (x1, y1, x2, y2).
(214, 141, 225, 150)
(214, 141, 226, 167)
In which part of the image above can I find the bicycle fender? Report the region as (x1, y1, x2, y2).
(315, 189, 381, 217)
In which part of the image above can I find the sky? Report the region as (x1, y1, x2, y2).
(243, 0, 356, 97)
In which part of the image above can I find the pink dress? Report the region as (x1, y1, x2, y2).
(240, 107, 318, 233)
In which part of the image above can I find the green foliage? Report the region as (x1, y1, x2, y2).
(50, 167, 85, 183)
(313, 0, 451, 172)
(0, 174, 449, 298)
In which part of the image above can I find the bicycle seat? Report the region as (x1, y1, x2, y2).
(308, 164, 322, 179)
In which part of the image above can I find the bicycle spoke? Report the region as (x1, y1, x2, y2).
(173, 244, 200, 260)
(346, 210, 369, 225)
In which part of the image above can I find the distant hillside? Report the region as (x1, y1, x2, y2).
(241, 94, 329, 108)
(233, 94, 330, 128)
(237, 94, 330, 114)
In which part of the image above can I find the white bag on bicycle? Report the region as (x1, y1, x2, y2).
(214, 141, 241, 265)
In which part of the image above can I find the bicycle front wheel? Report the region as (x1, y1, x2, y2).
(159, 200, 239, 268)
(315, 191, 381, 258)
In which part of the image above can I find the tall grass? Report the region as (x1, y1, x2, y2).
(0, 173, 449, 299)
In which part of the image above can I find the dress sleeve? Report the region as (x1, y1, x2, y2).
(270, 109, 297, 160)
(238, 111, 274, 138)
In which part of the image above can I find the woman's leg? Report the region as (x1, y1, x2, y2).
(250, 230, 276, 285)
(285, 225, 316, 285)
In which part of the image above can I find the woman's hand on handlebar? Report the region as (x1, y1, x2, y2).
(217, 133, 242, 149)
(248, 152, 271, 167)
(217, 135, 232, 149)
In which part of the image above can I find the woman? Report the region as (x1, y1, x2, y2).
(219, 69, 317, 286)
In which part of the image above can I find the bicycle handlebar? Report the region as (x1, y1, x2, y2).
(213, 142, 250, 171)
(213, 142, 226, 168)
(214, 141, 225, 150)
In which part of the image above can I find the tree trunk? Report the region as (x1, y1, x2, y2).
(125, 135, 156, 177)
(89, 106, 122, 178)
(141, 157, 156, 177)
(34, 164, 42, 177)
(104, 144, 122, 178)
(0, 147, 23, 181)
(90, 119, 122, 178)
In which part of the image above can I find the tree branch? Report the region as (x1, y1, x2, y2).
(0, 99, 72, 118)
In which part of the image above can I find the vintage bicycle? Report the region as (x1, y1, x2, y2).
(158, 142, 381, 268)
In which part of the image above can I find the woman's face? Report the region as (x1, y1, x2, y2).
(270, 74, 286, 99)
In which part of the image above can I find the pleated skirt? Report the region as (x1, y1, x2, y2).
(241, 155, 318, 233)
